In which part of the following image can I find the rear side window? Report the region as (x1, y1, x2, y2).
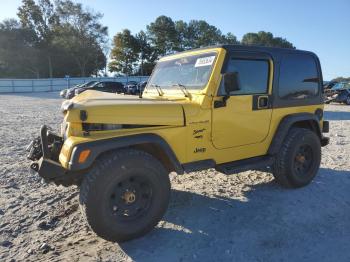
(221, 58, 269, 95)
(279, 54, 319, 100)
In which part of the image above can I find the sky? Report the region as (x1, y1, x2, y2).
(1, 0, 349, 80)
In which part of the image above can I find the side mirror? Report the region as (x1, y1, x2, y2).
(223, 72, 240, 94)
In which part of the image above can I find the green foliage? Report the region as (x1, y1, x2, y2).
(110, 16, 294, 76)
(1, 6, 296, 78)
(0, 19, 41, 78)
(331, 77, 350, 83)
(0, 0, 107, 78)
(134, 30, 157, 75)
(110, 16, 242, 75)
(146, 16, 178, 56)
(223, 32, 239, 45)
(185, 20, 224, 48)
(241, 31, 295, 49)
(53, 0, 108, 76)
(108, 29, 139, 75)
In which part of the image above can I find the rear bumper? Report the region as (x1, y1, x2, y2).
(321, 120, 330, 147)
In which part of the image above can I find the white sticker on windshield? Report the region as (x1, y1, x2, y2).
(194, 56, 215, 67)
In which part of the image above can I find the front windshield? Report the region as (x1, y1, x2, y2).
(147, 52, 217, 92)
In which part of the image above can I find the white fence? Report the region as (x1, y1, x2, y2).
(0, 76, 149, 93)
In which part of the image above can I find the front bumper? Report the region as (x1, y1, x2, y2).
(27, 125, 82, 186)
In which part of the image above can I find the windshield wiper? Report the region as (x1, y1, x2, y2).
(150, 84, 164, 96)
(172, 83, 191, 98)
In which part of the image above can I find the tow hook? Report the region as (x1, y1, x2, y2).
(30, 162, 39, 172)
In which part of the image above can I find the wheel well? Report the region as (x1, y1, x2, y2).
(268, 115, 323, 155)
(130, 143, 177, 173)
(95, 143, 178, 174)
(291, 120, 321, 138)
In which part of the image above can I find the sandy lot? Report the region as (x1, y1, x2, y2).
(0, 92, 349, 262)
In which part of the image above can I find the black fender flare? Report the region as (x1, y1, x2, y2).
(268, 113, 322, 155)
(68, 133, 183, 174)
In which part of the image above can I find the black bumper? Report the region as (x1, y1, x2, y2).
(28, 125, 82, 186)
(321, 120, 330, 147)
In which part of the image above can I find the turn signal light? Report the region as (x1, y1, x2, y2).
(78, 149, 91, 163)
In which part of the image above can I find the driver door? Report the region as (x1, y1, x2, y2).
(212, 52, 273, 149)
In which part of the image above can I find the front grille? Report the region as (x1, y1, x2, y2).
(82, 123, 163, 132)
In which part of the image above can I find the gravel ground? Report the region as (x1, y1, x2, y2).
(0, 92, 349, 262)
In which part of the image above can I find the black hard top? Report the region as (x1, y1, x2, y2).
(175, 44, 319, 61)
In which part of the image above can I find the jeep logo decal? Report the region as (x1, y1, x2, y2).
(194, 147, 206, 153)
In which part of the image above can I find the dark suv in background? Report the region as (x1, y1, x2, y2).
(64, 81, 125, 99)
(325, 82, 350, 105)
(60, 81, 98, 98)
(75, 81, 125, 95)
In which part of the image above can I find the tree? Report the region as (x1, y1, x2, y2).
(17, 0, 58, 41)
(13, 0, 108, 78)
(331, 77, 350, 83)
(53, 0, 108, 76)
(174, 20, 188, 51)
(186, 20, 224, 48)
(0, 19, 42, 78)
(17, 0, 59, 77)
(222, 32, 239, 45)
(135, 30, 157, 75)
(109, 29, 140, 75)
(241, 31, 295, 49)
(53, 25, 106, 76)
(146, 16, 178, 56)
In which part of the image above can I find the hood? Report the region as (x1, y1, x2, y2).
(65, 90, 185, 126)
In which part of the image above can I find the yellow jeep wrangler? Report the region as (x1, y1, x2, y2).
(27, 45, 329, 242)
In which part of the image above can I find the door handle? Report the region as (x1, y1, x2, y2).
(258, 96, 269, 109)
(252, 95, 270, 110)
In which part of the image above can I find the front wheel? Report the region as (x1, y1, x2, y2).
(79, 149, 171, 242)
(273, 128, 321, 188)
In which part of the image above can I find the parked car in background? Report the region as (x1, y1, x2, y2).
(62, 81, 98, 99)
(136, 81, 147, 95)
(124, 81, 139, 95)
(325, 82, 350, 104)
(60, 89, 68, 98)
(74, 81, 125, 97)
(323, 81, 338, 90)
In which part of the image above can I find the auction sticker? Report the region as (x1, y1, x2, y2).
(194, 56, 216, 67)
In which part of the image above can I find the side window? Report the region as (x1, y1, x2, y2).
(279, 54, 319, 100)
(220, 58, 269, 95)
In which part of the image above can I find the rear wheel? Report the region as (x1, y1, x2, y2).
(79, 149, 171, 242)
(273, 128, 321, 188)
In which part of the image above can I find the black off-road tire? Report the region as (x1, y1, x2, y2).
(273, 128, 321, 188)
(79, 148, 171, 242)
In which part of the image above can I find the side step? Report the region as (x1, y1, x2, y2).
(183, 159, 216, 173)
(215, 156, 274, 175)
